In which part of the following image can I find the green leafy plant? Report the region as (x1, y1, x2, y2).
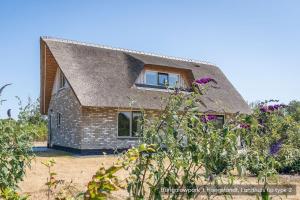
(42, 159, 62, 200)
(84, 163, 125, 200)
(17, 97, 48, 141)
(82, 80, 299, 200)
(42, 159, 83, 200)
(286, 100, 300, 122)
(0, 84, 33, 199)
(55, 180, 83, 200)
(0, 118, 33, 189)
(236, 100, 300, 199)
(123, 78, 240, 200)
(0, 187, 29, 200)
(84, 144, 157, 200)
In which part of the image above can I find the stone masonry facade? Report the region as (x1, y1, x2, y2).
(48, 86, 159, 151)
(81, 107, 139, 150)
(48, 86, 228, 152)
(48, 87, 82, 149)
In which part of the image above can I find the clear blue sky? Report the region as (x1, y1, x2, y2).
(0, 0, 299, 118)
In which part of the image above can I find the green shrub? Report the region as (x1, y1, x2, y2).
(82, 83, 300, 200)
(17, 97, 48, 141)
(278, 157, 300, 174)
(286, 100, 300, 122)
(0, 84, 33, 198)
(232, 100, 300, 200)
(83, 78, 240, 200)
(0, 187, 29, 200)
(124, 78, 240, 200)
(276, 125, 300, 174)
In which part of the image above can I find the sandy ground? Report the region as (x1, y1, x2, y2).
(18, 150, 128, 199)
(18, 148, 300, 200)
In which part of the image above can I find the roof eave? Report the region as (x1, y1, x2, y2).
(40, 38, 46, 115)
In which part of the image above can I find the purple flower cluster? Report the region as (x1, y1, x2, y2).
(260, 104, 286, 113)
(269, 140, 283, 156)
(239, 123, 250, 129)
(194, 77, 216, 85)
(201, 115, 217, 123)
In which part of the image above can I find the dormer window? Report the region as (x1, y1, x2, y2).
(144, 71, 180, 87)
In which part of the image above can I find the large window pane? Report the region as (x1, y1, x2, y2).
(169, 73, 179, 87)
(145, 71, 157, 85)
(158, 73, 168, 86)
(132, 112, 143, 137)
(118, 112, 130, 136)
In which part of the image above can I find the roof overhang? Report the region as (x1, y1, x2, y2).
(40, 38, 59, 115)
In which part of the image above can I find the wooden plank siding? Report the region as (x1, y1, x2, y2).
(40, 40, 59, 114)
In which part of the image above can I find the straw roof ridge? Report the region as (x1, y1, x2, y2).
(41, 36, 216, 66)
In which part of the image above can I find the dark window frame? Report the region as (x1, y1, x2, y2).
(117, 111, 143, 138)
(59, 71, 66, 89)
(158, 72, 169, 86)
(57, 112, 62, 128)
(144, 71, 181, 88)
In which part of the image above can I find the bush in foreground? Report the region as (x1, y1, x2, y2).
(0, 84, 33, 199)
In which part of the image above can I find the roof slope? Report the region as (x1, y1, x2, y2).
(41, 37, 250, 114)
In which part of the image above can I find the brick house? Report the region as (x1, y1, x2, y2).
(40, 37, 250, 154)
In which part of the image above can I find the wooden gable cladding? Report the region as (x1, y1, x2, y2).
(40, 40, 59, 114)
(143, 64, 194, 86)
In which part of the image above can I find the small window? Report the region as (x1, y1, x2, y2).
(145, 71, 157, 85)
(215, 115, 225, 129)
(59, 72, 66, 89)
(118, 111, 143, 137)
(158, 73, 169, 86)
(57, 113, 62, 128)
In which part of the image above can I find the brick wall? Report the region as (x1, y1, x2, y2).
(81, 107, 133, 149)
(48, 87, 82, 149)
(49, 87, 228, 152)
(49, 86, 160, 150)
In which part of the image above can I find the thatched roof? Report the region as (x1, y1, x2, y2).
(40, 37, 250, 114)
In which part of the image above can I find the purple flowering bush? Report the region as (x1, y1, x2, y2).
(234, 100, 300, 196)
(192, 77, 217, 94)
(84, 78, 299, 200)
(125, 77, 240, 200)
(200, 114, 217, 123)
(194, 77, 217, 85)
